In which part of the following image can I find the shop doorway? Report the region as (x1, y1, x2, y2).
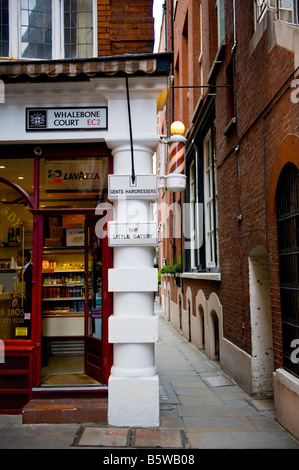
(41, 212, 111, 388)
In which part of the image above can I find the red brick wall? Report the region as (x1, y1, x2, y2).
(158, 0, 298, 365)
(215, 3, 298, 358)
(97, 0, 154, 56)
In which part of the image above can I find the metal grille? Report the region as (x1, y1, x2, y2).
(276, 163, 299, 378)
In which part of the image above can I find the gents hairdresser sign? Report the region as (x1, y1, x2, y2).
(26, 107, 107, 131)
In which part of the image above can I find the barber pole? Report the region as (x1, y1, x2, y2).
(166, 121, 187, 192)
(169, 138, 185, 175)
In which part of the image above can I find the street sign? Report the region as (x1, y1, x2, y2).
(108, 174, 158, 200)
(108, 221, 158, 246)
(26, 107, 107, 131)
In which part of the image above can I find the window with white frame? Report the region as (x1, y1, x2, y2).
(254, 0, 299, 26)
(189, 160, 199, 270)
(216, 0, 225, 47)
(185, 127, 219, 272)
(278, 0, 299, 23)
(204, 130, 218, 268)
(0, 0, 96, 60)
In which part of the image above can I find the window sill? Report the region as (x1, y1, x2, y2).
(181, 272, 221, 282)
(224, 117, 237, 136)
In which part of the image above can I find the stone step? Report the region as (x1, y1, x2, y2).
(22, 398, 108, 424)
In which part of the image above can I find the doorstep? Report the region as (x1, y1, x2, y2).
(22, 398, 108, 424)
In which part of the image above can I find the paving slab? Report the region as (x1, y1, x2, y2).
(202, 375, 235, 387)
(186, 431, 299, 449)
(183, 416, 257, 433)
(133, 428, 185, 448)
(77, 426, 130, 447)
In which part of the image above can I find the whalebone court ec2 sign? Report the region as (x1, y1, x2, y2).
(26, 107, 108, 131)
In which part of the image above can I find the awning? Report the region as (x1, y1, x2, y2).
(0, 52, 173, 83)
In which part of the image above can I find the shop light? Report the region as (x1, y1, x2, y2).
(158, 121, 187, 192)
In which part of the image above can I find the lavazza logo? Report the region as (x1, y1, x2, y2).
(48, 169, 101, 183)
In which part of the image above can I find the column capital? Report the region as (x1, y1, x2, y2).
(105, 136, 159, 154)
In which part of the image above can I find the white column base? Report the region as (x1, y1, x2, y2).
(108, 374, 160, 427)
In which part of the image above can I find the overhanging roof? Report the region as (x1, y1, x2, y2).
(0, 52, 173, 83)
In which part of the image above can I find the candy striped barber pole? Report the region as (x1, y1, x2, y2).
(168, 138, 185, 175)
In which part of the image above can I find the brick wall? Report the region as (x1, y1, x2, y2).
(97, 0, 154, 56)
(215, 2, 298, 359)
(158, 1, 298, 367)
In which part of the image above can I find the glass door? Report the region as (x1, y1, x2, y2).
(84, 216, 104, 383)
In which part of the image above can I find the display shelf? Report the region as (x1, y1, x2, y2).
(43, 247, 84, 252)
(43, 283, 85, 287)
(43, 297, 85, 301)
(42, 269, 85, 273)
(43, 313, 84, 317)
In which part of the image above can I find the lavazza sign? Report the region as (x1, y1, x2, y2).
(26, 107, 108, 131)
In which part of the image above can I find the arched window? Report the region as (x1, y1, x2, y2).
(276, 163, 299, 378)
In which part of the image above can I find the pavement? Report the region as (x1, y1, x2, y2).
(0, 301, 299, 452)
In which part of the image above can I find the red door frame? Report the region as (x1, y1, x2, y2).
(31, 207, 113, 387)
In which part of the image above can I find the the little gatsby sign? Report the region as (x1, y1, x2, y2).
(108, 222, 158, 246)
(26, 107, 107, 131)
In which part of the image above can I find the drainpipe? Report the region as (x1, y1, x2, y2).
(232, 0, 237, 53)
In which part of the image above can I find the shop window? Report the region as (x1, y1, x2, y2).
(39, 156, 109, 208)
(0, 0, 96, 59)
(0, 183, 33, 340)
(0, 158, 34, 202)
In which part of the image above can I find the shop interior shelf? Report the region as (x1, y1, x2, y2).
(43, 247, 84, 252)
(42, 313, 84, 317)
(43, 283, 85, 287)
(43, 297, 85, 301)
(42, 269, 85, 273)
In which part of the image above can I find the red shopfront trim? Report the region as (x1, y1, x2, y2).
(0, 145, 113, 413)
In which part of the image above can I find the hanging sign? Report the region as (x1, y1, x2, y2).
(108, 175, 158, 200)
(108, 221, 158, 246)
(26, 107, 107, 131)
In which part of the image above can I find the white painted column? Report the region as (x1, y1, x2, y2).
(97, 77, 169, 427)
(107, 142, 159, 427)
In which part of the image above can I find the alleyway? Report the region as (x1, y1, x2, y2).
(0, 301, 298, 450)
(155, 302, 299, 449)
